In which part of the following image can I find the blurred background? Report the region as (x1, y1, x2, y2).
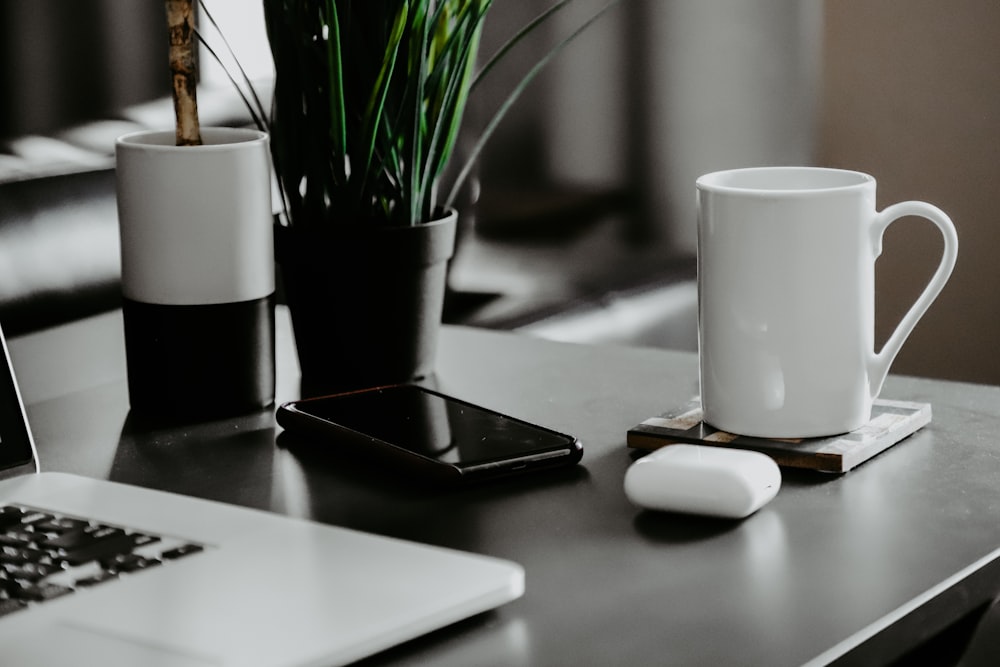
(0, 0, 996, 386)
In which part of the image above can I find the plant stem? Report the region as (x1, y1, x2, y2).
(166, 0, 202, 146)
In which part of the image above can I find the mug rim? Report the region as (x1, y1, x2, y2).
(697, 166, 874, 195)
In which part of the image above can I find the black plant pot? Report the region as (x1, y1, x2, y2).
(275, 210, 458, 396)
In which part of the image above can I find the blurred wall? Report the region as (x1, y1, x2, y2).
(818, 0, 1000, 385)
(633, 0, 822, 250)
(481, 0, 822, 250)
(0, 1, 168, 139)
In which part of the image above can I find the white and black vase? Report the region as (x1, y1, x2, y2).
(115, 128, 275, 423)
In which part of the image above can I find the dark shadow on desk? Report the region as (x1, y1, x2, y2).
(276, 429, 589, 551)
(778, 466, 845, 487)
(110, 408, 278, 510)
(632, 510, 743, 544)
(276, 431, 589, 496)
(353, 614, 531, 667)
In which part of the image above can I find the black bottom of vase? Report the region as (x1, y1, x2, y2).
(122, 296, 275, 424)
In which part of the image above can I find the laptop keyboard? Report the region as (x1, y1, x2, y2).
(0, 504, 204, 617)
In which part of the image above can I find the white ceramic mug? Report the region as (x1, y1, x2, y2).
(696, 166, 958, 438)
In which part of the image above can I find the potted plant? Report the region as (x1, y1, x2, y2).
(213, 0, 617, 394)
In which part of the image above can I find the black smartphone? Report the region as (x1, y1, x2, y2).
(276, 384, 583, 484)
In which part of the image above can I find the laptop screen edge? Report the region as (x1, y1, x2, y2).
(0, 322, 40, 480)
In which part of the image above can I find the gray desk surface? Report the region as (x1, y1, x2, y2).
(9, 308, 1000, 666)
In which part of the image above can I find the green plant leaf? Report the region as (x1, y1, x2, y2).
(470, 0, 572, 94)
(446, 0, 623, 209)
(419, 1, 490, 222)
(323, 0, 347, 158)
(247, 0, 620, 228)
(357, 2, 409, 211)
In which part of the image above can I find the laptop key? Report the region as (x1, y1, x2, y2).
(102, 553, 162, 573)
(40, 525, 141, 566)
(0, 531, 33, 548)
(14, 582, 74, 602)
(132, 533, 161, 548)
(0, 597, 28, 617)
(1, 545, 51, 565)
(59, 533, 141, 567)
(32, 517, 89, 534)
(0, 572, 20, 595)
(0, 507, 29, 530)
(41, 525, 122, 550)
(162, 543, 204, 560)
(75, 570, 119, 588)
(4, 562, 60, 582)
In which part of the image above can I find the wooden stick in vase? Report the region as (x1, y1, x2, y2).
(166, 0, 202, 146)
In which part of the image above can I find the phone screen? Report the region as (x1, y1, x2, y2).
(283, 385, 580, 469)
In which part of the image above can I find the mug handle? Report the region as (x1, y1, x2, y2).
(868, 201, 959, 397)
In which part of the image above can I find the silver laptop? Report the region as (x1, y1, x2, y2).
(0, 325, 524, 666)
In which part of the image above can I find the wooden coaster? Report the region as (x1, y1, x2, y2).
(627, 398, 931, 473)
